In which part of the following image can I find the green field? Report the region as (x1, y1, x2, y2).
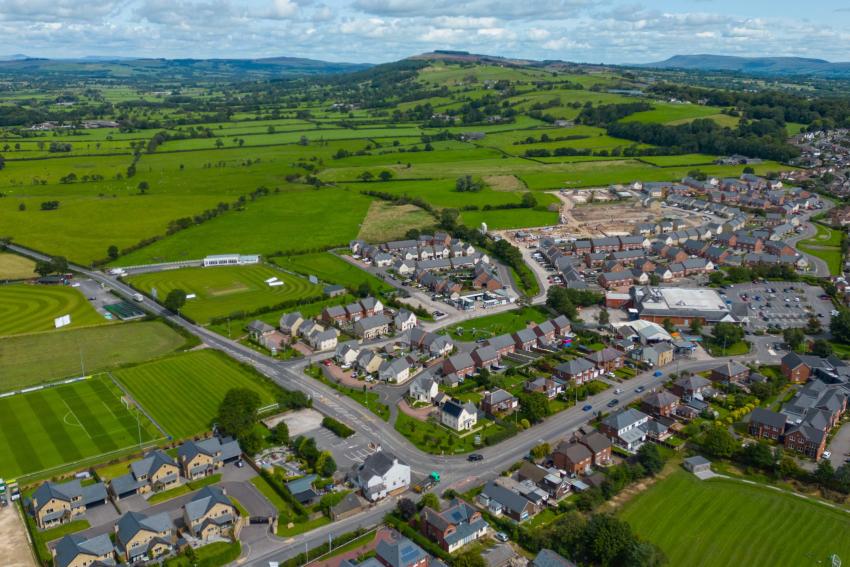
(620, 470, 850, 567)
(442, 306, 551, 341)
(0, 321, 188, 390)
(126, 264, 322, 323)
(798, 223, 844, 275)
(273, 252, 392, 293)
(113, 350, 280, 439)
(0, 375, 161, 479)
(0, 283, 107, 337)
(0, 253, 36, 280)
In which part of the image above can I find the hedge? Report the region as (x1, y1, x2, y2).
(273, 527, 369, 567)
(259, 469, 307, 519)
(322, 416, 355, 438)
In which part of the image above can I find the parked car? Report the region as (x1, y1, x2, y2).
(495, 532, 509, 542)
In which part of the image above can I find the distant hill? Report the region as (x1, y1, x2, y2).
(407, 51, 536, 67)
(640, 54, 850, 77)
(0, 56, 372, 80)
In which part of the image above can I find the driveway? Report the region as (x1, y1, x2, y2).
(220, 481, 275, 517)
(826, 422, 850, 468)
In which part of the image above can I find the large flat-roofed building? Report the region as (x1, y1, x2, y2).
(632, 286, 742, 326)
(203, 254, 260, 267)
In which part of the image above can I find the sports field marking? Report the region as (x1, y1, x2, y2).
(61, 398, 92, 440)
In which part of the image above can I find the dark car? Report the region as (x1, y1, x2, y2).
(582, 404, 593, 411)
(607, 399, 620, 408)
(468, 453, 483, 461)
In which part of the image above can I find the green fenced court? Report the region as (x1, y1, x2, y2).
(125, 264, 322, 323)
(0, 375, 161, 479)
(0, 283, 107, 337)
(112, 350, 280, 439)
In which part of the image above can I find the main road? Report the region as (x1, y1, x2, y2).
(6, 243, 779, 566)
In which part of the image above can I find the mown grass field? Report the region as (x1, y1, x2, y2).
(442, 306, 551, 341)
(798, 223, 844, 275)
(273, 252, 392, 293)
(0, 283, 107, 337)
(0, 321, 188, 391)
(126, 264, 322, 323)
(113, 350, 279, 439)
(0, 253, 36, 280)
(619, 470, 850, 567)
(0, 375, 160, 479)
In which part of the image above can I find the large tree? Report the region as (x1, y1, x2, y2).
(712, 322, 744, 347)
(164, 288, 187, 312)
(701, 427, 738, 458)
(518, 392, 551, 424)
(782, 327, 805, 351)
(831, 308, 850, 344)
(216, 388, 262, 439)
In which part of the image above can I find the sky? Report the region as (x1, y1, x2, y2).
(3, 0, 850, 64)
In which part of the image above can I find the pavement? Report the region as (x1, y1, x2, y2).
(4, 242, 786, 567)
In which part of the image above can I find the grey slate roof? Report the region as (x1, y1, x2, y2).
(601, 408, 649, 430)
(54, 533, 115, 567)
(184, 485, 233, 523)
(533, 549, 577, 567)
(555, 357, 594, 375)
(480, 481, 533, 515)
(359, 450, 403, 480)
(750, 407, 787, 429)
(116, 511, 173, 551)
(376, 536, 428, 567)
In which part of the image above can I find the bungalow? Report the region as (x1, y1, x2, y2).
(748, 407, 786, 441)
(710, 360, 749, 383)
(177, 437, 241, 480)
(481, 389, 519, 415)
(354, 315, 391, 340)
(554, 358, 596, 385)
(525, 377, 563, 399)
(477, 481, 537, 523)
(286, 474, 318, 505)
(53, 533, 115, 567)
(420, 499, 488, 553)
(409, 372, 439, 403)
(641, 391, 679, 417)
(182, 486, 241, 541)
(116, 511, 175, 563)
(441, 399, 478, 431)
(443, 353, 476, 378)
(553, 441, 593, 475)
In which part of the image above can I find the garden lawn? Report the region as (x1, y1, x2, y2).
(442, 306, 551, 341)
(0, 283, 107, 337)
(0, 253, 36, 280)
(112, 350, 279, 439)
(394, 412, 506, 454)
(0, 375, 161, 479)
(0, 321, 188, 391)
(619, 470, 850, 567)
(126, 264, 322, 323)
(273, 252, 392, 293)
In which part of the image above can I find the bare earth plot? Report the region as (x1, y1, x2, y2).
(0, 507, 36, 567)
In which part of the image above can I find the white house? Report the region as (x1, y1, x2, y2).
(394, 310, 418, 332)
(353, 450, 411, 501)
(441, 399, 478, 431)
(309, 329, 339, 352)
(335, 343, 360, 367)
(408, 372, 439, 403)
(378, 358, 410, 383)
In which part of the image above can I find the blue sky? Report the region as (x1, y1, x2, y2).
(2, 0, 849, 63)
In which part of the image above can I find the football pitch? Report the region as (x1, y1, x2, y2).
(125, 264, 322, 323)
(0, 376, 161, 479)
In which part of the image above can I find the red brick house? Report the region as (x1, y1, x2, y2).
(784, 425, 827, 460)
(780, 352, 812, 384)
(552, 441, 593, 475)
(576, 430, 612, 466)
(748, 408, 786, 441)
(710, 361, 749, 383)
(584, 347, 624, 372)
(640, 391, 679, 417)
(420, 499, 488, 553)
(442, 353, 475, 378)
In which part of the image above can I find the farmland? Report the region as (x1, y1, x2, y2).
(619, 470, 850, 567)
(0, 375, 161, 479)
(0, 321, 189, 390)
(112, 350, 280, 439)
(125, 264, 323, 323)
(0, 283, 107, 337)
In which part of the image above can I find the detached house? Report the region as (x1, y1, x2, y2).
(353, 451, 411, 501)
(441, 399, 478, 431)
(599, 409, 651, 452)
(421, 499, 488, 553)
(115, 511, 175, 563)
(641, 391, 679, 417)
(177, 437, 241, 480)
(379, 358, 411, 383)
(409, 372, 439, 403)
(53, 533, 115, 567)
(110, 450, 180, 500)
(710, 361, 749, 383)
(394, 310, 418, 332)
(525, 377, 563, 399)
(480, 389, 519, 415)
(182, 486, 241, 541)
(552, 441, 592, 475)
(30, 479, 108, 529)
(477, 481, 537, 523)
(584, 347, 624, 372)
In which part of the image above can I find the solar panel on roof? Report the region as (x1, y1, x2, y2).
(400, 545, 420, 562)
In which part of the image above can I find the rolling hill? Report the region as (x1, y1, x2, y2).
(641, 54, 850, 77)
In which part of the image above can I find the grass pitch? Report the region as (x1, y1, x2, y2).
(0, 321, 189, 391)
(0, 375, 160, 479)
(126, 264, 322, 323)
(113, 350, 279, 439)
(0, 253, 36, 280)
(0, 283, 107, 337)
(619, 470, 850, 567)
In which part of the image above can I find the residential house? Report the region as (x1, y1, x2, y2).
(554, 358, 596, 385)
(247, 320, 276, 341)
(671, 375, 712, 400)
(353, 450, 411, 501)
(409, 372, 439, 403)
(286, 474, 318, 505)
(599, 409, 651, 451)
(421, 499, 489, 553)
(336, 343, 360, 367)
(641, 391, 679, 417)
(531, 549, 577, 567)
(443, 353, 476, 378)
(525, 377, 563, 399)
(552, 441, 593, 475)
(512, 328, 538, 351)
(748, 408, 787, 441)
(477, 481, 537, 523)
(480, 389, 519, 415)
(182, 486, 240, 541)
(575, 430, 612, 466)
(639, 343, 674, 367)
(177, 437, 241, 480)
(533, 320, 557, 345)
(441, 399, 478, 431)
(379, 358, 411, 383)
(375, 536, 429, 567)
(354, 315, 391, 340)
(115, 511, 175, 563)
(784, 425, 827, 460)
(584, 347, 624, 372)
(484, 334, 517, 357)
(357, 350, 384, 375)
(471, 345, 499, 370)
(394, 310, 418, 332)
(710, 361, 749, 383)
(110, 450, 180, 500)
(30, 479, 108, 529)
(552, 315, 572, 337)
(53, 533, 115, 567)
